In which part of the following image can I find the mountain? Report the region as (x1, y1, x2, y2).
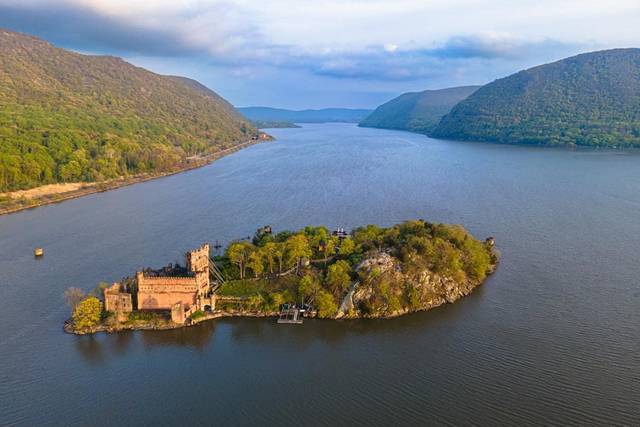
(359, 86, 480, 135)
(0, 29, 255, 192)
(433, 49, 640, 147)
(238, 107, 372, 123)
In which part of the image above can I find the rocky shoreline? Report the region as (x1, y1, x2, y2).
(65, 268, 495, 335)
(64, 310, 280, 335)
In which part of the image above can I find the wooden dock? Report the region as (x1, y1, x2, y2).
(277, 305, 303, 324)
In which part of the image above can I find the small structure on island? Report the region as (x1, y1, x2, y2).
(255, 225, 272, 237)
(332, 227, 350, 240)
(485, 237, 495, 247)
(136, 243, 217, 324)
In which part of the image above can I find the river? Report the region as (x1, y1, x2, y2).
(0, 123, 638, 425)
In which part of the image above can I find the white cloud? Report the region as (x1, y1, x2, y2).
(1, 0, 639, 107)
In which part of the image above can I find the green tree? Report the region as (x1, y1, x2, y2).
(323, 237, 337, 258)
(285, 234, 311, 272)
(267, 292, 286, 312)
(226, 241, 254, 279)
(461, 239, 491, 280)
(248, 249, 265, 278)
(431, 238, 464, 280)
(304, 226, 330, 256)
(315, 290, 338, 318)
(327, 260, 351, 296)
(299, 274, 322, 303)
(339, 237, 355, 256)
(247, 294, 265, 311)
(353, 225, 384, 251)
(262, 242, 278, 274)
(273, 242, 286, 273)
(72, 296, 102, 331)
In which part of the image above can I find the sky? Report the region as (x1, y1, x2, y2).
(1, 0, 639, 109)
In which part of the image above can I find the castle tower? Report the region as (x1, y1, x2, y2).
(186, 243, 210, 274)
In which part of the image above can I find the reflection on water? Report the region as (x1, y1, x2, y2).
(75, 321, 219, 364)
(74, 335, 108, 365)
(139, 321, 217, 351)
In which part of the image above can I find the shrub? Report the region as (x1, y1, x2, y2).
(127, 311, 160, 321)
(72, 296, 102, 330)
(316, 290, 338, 318)
(190, 310, 205, 320)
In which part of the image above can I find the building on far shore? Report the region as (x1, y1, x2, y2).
(104, 244, 217, 324)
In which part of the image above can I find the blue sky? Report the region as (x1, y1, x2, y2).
(1, 0, 639, 109)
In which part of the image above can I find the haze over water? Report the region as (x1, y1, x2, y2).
(0, 123, 638, 425)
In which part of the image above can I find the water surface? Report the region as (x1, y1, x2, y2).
(0, 124, 639, 425)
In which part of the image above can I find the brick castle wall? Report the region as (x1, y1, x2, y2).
(135, 244, 211, 312)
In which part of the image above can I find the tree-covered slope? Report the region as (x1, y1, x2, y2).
(0, 29, 255, 192)
(433, 49, 640, 147)
(359, 86, 480, 135)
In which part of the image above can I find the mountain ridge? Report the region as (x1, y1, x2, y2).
(358, 86, 480, 135)
(432, 49, 640, 146)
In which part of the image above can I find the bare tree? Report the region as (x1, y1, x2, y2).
(64, 287, 85, 313)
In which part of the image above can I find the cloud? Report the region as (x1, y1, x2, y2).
(287, 35, 579, 81)
(431, 34, 574, 60)
(0, 1, 199, 56)
(1, 0, 637, 107)
(0, 1, 583, 82)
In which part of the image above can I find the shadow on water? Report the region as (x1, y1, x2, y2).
(138, 320, 217, 350)
(187, 284, 483, 348)
(74, 335, 107, 365)
(74, 321, 217, 364)
(73, 289, 482, 364)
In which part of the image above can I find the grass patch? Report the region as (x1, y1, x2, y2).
(189, 310, 205, 320)
(218, 280, 267, 297)
(127, 311, 164, 322)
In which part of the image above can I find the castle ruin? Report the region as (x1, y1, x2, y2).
(104, 243, 217, 324)
(104, 283, 133, 322)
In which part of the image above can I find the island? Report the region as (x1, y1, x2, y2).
(64, 220, 498, 334)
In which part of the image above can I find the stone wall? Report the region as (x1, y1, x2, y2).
(137, 271, 199, 310)
(135, 244, 212, 313)
(104, 283, 133, 313)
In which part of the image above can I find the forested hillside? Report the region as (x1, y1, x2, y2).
(433, 49, 640, 147)
(0, 29, 254, 192)
(358, 86, 480, 135)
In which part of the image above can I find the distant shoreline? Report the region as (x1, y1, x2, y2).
(358, 123, 640, 152)
(0, 138, 268, 217)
